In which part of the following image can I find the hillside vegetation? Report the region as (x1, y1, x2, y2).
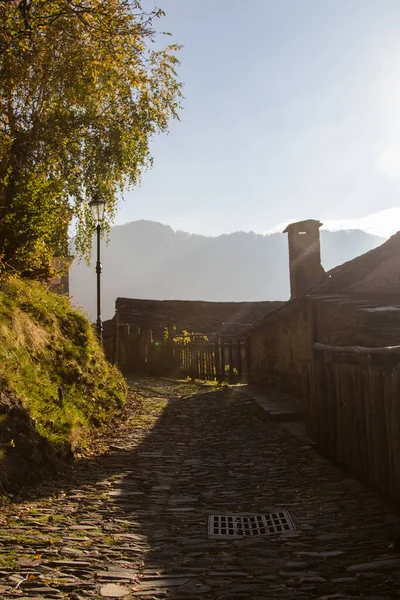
(0, 275, 126, 493)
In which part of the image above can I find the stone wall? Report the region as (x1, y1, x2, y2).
(250, 299, 312, 397)
(312, 297, 368, 346)
(48, 256, 73, 296)
(313, 295, 400, 347)
(250, 294, 400, 398)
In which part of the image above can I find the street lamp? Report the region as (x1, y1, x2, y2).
(89, 195, 106, 344)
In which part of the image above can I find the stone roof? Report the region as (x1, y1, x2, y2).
(114, 297, 284, 340)
(317, 231, 400, 297)
(251, 231, 400, 334)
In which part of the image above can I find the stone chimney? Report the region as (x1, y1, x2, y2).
(283, 219, 327, 299)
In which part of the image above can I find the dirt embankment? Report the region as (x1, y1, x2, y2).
(0, 275, 126, 496)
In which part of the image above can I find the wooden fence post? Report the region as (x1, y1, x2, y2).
(215, 338, 222, 383)
(245, 335, 251, 380)
(229, 338, 234, 380)
(145, 330, 152, 373)
(220, 338, 226, 381)
(165, 336, 173, 376)
(237, 339, 242, 377)
(210, 341, 216, 381)
(113, 310, 120, 365)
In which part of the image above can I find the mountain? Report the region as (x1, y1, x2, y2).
(267, 208, 400, 239)
(69, 220, 386, 321)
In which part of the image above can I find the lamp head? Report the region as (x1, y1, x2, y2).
(89, 194, 106, 224)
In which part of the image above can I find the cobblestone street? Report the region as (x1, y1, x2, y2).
(1, 378, 400, 600)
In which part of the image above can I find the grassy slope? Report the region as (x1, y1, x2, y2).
(0, 275, 126, 492)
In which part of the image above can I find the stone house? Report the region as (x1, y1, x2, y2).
(250, 219, 400, 397)
(48, 256, 73, 296)
(112, 297, 283, 341)
(103, 297, 284, 365)
(251, 220, 400, 501)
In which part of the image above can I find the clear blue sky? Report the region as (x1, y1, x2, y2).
(115, 0, 400, 236)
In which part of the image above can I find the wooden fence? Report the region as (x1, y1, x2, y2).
(113, 326, 250, 383)
(166, 336, 250, 382)
(309, 343, 400, 501)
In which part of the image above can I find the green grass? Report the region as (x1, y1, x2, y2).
(0, 533, 62, 546)
(0, 274, 126, 453)
(0, 551, 18, 569)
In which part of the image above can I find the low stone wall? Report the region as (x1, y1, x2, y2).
(114, 298, 283, 341)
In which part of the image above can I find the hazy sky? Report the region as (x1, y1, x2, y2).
(115, 0, 400, 237)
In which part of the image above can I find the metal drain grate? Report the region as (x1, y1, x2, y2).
(208, 512, 295, 538)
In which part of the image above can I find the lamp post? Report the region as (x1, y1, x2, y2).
(89, 195, 106, 344)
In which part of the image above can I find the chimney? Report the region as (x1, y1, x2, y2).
(283, 219, 327, 299)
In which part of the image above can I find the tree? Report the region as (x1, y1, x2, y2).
(0, 0, 181, 277)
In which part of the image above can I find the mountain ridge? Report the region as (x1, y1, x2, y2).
(69, 220, 386, 320)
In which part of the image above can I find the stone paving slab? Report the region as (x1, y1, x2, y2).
(0, 377, 399, 599)
(241, 384, 305, 422)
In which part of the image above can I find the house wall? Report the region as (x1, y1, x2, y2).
(48, 256, 73, 296)
(313, 299, 369, 346)
(314, 297, 400, 347)
(250, 299, 312, 397)
(250, 295, 400, 398)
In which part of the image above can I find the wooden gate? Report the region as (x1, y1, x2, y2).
(167, 335, 250, 382)
(114, 326, 250, 382)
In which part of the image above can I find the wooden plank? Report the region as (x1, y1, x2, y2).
(178, 340, 183, 378)
(383, 367, 395, 497)
(190, 341, 195, 380)
(314, 341, 400, 357)
(206, 343, 211, 380)
(215, 339, 222, 383)
(195, 342, 199, 379)
(181, 340, 185, 377)
(355, 364, 366, 476)
(211, 342, 216, 381)
(237, 340, 242, 377)
(190, 340, 194, 379)
(220, 339, 226, 380)
(189, 339, 194, 379)
(326, 361, 336, 459)
(390, 366, 400, 498)
(201, 343, 206, 380)
(245, 336, 251, 377)
(199, 343, 203, 379)
(229, 339, 234, 380)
